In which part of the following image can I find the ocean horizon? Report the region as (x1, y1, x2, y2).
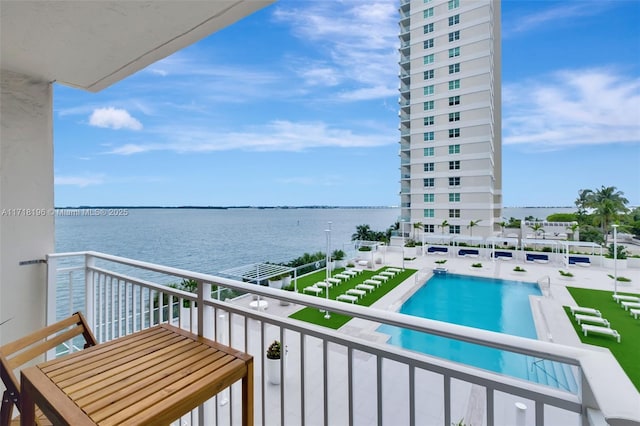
(55, 206, 576, 275)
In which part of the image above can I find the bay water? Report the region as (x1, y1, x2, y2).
(55, 206, 575, 274)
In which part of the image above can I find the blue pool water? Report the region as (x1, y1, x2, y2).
(378, 273, 578, 392)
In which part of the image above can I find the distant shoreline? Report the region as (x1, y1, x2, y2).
(54, 205, 574, 210)
(54, 205, 401, 210)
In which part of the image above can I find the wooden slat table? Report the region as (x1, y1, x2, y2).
(20, 324, 253, 425)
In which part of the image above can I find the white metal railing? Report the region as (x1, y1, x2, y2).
(45, 251, 616, 426)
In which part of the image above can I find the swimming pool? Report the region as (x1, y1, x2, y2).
(377, 273, 578, 392)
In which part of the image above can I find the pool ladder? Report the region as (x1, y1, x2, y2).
(530, 358, 574, 392)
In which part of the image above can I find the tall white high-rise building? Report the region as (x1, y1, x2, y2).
(398, 0, 501, 240)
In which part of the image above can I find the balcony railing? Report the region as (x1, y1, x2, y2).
(44, 251, 613, 426)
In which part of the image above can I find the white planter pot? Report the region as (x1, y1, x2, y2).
(335, 260, 345, 269)
(627, 257, 640, 269)
(268, 279, 283, 289)
(282, 276, 292, 288)
(404, 247, 417, 257)
(266, 358, 281, 385)
(603, 258, 628, 270)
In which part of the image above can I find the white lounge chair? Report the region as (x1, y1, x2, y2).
(351, 268, 364, 274)
(315, 281, 331, 288)
(334, 273, 350, 281)
(386, 268, 401, 273)
(356, 284, 375, 293)
(371, 275, 389, 282)
(569, 306, 601, 317)
(621, 301, 640, 311)
(630, 308, 640, 319)
(574, 314, 609, 327)
(326, 277, 341, 285)
(336, 294, 358, 304)
(613, 294, 640, 304)
(303, 286, 323, 295)
(346, 289, 366, 299)
(364, 279, 382, 287)
(379, 271, 396, 277)
(342, 270, 358, 277)
(581, 324, 620, 343)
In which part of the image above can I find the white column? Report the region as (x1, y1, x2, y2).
(0, 70, 54, 345)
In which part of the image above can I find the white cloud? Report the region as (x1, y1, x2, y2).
(106, 120, 395, 155)
(55, 175, 105, 187)
(504, 2, 609, 37)
(89, 107, 143, 130)
(273, 1, 398, 100)
(503, 68, 640, 149)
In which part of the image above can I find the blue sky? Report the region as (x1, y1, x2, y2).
(53, 0, 640, 208)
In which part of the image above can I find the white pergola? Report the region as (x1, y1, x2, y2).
(521, 239, 560, 254)
(451, 235, 485, 246)
(484, 237, 520, 260)
(558, 241, 603, 267)
(422, 235, 453, 245)
(221, 263, 297, 286)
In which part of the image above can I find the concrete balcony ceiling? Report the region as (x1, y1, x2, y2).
(0, 0, 273, 92)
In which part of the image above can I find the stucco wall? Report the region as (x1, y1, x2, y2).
(0, 70, 54, 345)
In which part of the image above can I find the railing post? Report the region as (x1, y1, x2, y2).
(45, 255, 57, 327)
(85, 253, 96, 331)
(197, 280, 213, 339)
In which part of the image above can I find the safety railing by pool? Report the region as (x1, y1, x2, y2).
(45, 251, 618, 426)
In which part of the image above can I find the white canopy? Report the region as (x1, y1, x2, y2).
(451, 236, 485, 246)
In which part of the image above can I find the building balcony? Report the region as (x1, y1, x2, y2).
(35, 251, 618, 426)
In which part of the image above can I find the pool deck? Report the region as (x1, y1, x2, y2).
(231, 248, 640, 425)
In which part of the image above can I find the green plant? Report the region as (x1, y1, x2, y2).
(404, 239, 417, 247)
(471, 263, 482, 268)
(435, 259, 447, 265)
(559, 270, 574, 277)
(346, 262, 355, 267)
(452, 419, 469, 426)
(266, 340, 281, 359)
(542, 246, 552, 253)
(358, 246, 372, 252)
(331, 249, 346, 261)
(513, 266, 526, 272)
(606, 244, 628, 259)
(607, 274, 632, 282)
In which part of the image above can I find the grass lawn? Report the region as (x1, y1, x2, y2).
(289, 267, 417, 329)
(564, 287, 640, 392)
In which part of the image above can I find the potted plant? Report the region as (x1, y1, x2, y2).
(471, 262, 482, 268)
(266, 340, 282, 385)
(268, 275, 283, 289)
(404, 239, 417, 257)
(513, 266, 526, 273)
(332, 249, 346, 269)
(603, 244, 628, 270)
(280, 280, 294, 306)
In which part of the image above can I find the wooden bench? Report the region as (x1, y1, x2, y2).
(1, 312, 97, 426)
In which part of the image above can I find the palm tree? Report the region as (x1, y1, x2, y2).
(529, 223, 544, 239)
(575, 189, 593, 221)
(467, 219, 481, 237)
(438, 220, 449, 235)
(567, 223, 580, 241)
(351, 224, 372, 241)
(498, 221, 507, 237)
(413, 222, 423, 240)
(584, 186, 629, 241)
